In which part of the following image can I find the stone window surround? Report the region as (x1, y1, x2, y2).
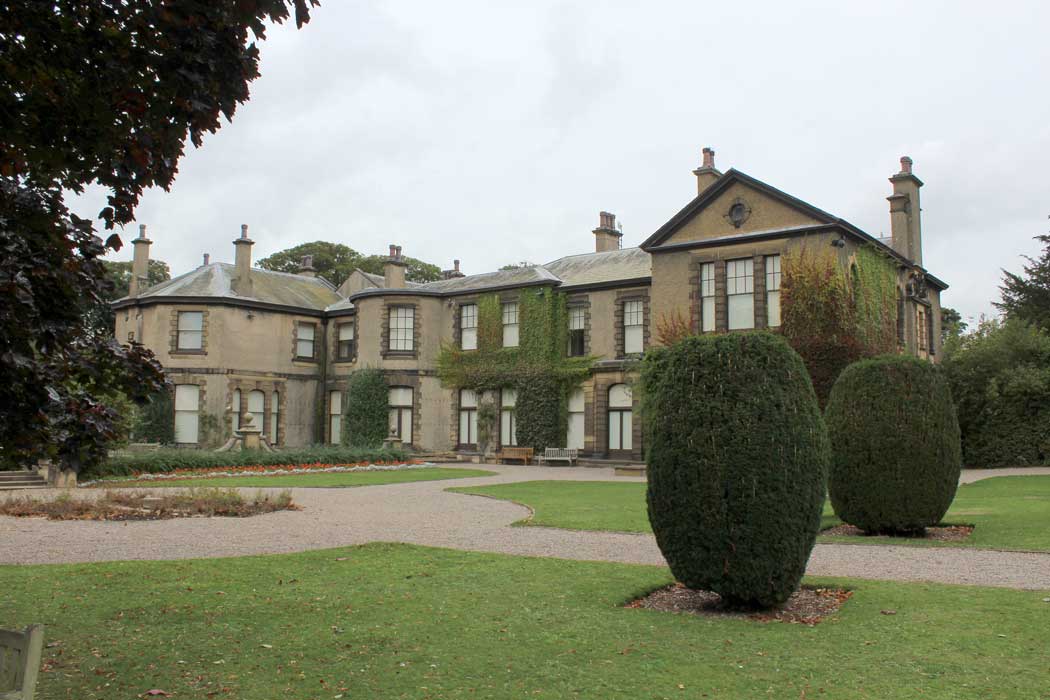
(170, 375, 207, 446)
(454, 299, 479, 351)
(381, 303, 420, 359)
(613, 288, 650, 359)
(688, 251, 774, 334)
(169, 307, 209, 356)
(566, 295, 591, 357)
(334, 316, 357, 364)
(384, 371, 421, 448)
(292, 320, 320, 363)
(227, 378, 286, 447)
(454, 387, 479, 449)
(591, 372, 642, 461)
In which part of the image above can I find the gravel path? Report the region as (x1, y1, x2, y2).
(2, 465, 1049, 590)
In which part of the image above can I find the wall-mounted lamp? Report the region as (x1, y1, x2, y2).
(830, 236, 846, 248)
(246, 310, 255, 320)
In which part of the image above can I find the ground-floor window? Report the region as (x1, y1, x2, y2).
(567, 387, 585, 450)
(329, 390, 342, 444)
(389, 386, 414, 444)
(500, 389, 517, 447)
(270, 391, 280, 446)
(607, 383, 633, 451)
(458, 388, 477, 447)
(248, 389, 265, 435)
(174, 384, 200, 444)
(231, 388, 241, 432)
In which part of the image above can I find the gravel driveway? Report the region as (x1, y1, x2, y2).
(2, 465, 1049, 590)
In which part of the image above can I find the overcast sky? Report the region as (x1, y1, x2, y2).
(80, 0, 1049, 324)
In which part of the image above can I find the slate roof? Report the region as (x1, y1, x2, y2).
(543, 247, 651, 288)
(117, 263, 342, 310)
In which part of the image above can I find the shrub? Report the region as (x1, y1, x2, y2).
(642, 332, 829, 608)
(942, 318, 1050, 467)
(131, 389, 174, 444)
(826, 355, 962, 533)
(86, 445, 408, 480)
(342, 368, 390, 448)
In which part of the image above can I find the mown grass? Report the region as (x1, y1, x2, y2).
(1, 544, 1047, 699)
(98, 467, 494, 489)
(452, 475, 1050, 552)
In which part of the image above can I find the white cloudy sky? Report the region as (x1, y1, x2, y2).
(79, 0, 1050, 323)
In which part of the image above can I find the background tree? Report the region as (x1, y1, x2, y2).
(940, 306, 968, 345)
(500, 261, 536, 270)
(258, 241, 442, 286)
(102, 259, 171, 301)
(996, 225, 1050, 333)
(0, 1, 317, 472)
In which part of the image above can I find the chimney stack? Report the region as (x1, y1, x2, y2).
(298, 255, 317, 278)
(202, 253, 210, 266)
(129, 224, 152, 296)
(692, 146, 721, 194)
(593, 211, 623, 253)
(443, 259, 465, 279)
(384, 243, 407, 288)
(232, 223, 254, 295)
(887, 156, 924, 265)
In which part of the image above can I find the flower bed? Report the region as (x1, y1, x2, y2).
(82, 460, 429, 487)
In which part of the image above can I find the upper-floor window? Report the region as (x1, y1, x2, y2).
(699, 263, 715, 332)
(460, 303, 478, 350)
(177, 311, 203, 350)
(568, 306, 586, 357)
(390, 307, 414, 352)
(337, 323, 355, 360)
(765, 255, 782, 328)
(726, 258, 754, 330)
(296, 322, 315, 359)
(502, 302, 519, 348)
(623, 300, 644, 354)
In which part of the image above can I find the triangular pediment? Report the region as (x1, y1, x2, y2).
(641, 169, 838, 249)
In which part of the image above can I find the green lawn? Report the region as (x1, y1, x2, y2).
(2, 544, 1047, 699)
(95, 467, 494, 489)
(453, 475, 1050, 552)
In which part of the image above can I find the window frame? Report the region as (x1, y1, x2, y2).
(765, 254, 782, 328)
(500, 388, 517, 447)
(459, 303, 478, 351)
(700, 262, 716, 333)
(388, 386, 414, 445)
(328, 390, 342, 445)
(173, 384, 200, 445)
(388, 306, 415, 353)
(607, 383, 633, 452)
(726, 258, 755, 331)
(567, 306, 586, 357)
(295, 321, 317, 360)
(457, 388, 478, 448)
(623, 299, 644, 355)
(336, 322, 356, 361)
(176, 311, 204, 352)
(502, 302, 519, 348)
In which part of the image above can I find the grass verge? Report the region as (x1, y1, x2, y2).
(98, 467, 494, 489)
(452, 475, 1050, 551)
(0, 544, 1046, 699)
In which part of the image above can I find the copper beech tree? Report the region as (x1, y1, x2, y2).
(0, 1, 318, 471)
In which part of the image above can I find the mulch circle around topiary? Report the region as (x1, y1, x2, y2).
(823, 523, 974, 542)
(626, 583, 852, 625)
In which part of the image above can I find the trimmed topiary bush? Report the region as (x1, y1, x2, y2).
(342, 368, 390, 448)
(641, 332, 829, 609)
(825, 355, 962, 533)
(515, 372, 565, 452)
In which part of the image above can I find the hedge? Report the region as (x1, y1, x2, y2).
(514, 372, 565, 452)
(342, 367, 390, 448)
(641, 332, 829, 609)
(87, 445, 409, 480)
(825, 355, 961, 533)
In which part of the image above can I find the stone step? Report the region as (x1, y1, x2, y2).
(0, 482, 48, 491)
(0, 472, 44, 482)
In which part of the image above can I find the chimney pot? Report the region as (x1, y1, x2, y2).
(240, 224, 249, 239)
(454, 259, 460, 272)
(900, 155, 913, 174)
(203, 253, 210, 266)
(138, 223, 147, 239)
(395, 245, 402, 258)
(702, 147, 715, 169)
(389, 244, 397, 257)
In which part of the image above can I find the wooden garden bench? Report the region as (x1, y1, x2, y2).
(496, 446, 534, 465)
(540, 448, 578, 465)
(0, 625, 44, 700)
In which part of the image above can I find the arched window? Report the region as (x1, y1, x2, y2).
(270, 391, 280, 446)
(231, 388, 241, 432)
(458, 389, 477, 448)
(608, 384, 633, 452)
(389, 387, 414, 445)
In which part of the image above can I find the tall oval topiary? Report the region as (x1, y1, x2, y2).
(642, 332, 829, 608)
(825, 355, 961, 533)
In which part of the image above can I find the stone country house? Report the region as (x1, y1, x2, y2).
(113, 151, 947, 460)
